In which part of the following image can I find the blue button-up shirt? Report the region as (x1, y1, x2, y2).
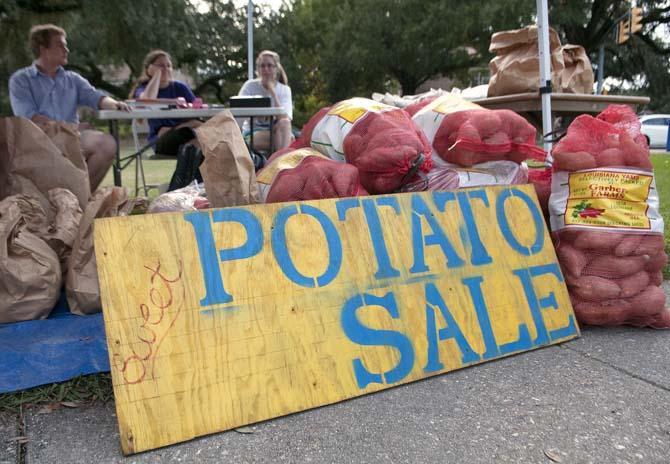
(9, 63, 106, 123)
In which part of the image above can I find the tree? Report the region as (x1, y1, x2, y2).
(549, 0, 670, 110)
(0, 0, 251, 115)
(255, 0, 535, 124)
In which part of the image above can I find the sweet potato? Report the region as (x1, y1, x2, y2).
(482, 131, 510, 146)
(569, 275, 621, 301)
(557, 243, 588, 277)
(648, 310, 670, 329)
(644, 252, 668, 273)
(440, 111, 473, 136)
(617, 271, 650, 298)
(614, 234, 643, 257)
(573, 230, 624, 251)
(556, 229, 580, 244)
(620, 133, 653, 169)
(573, 299, 632, 326)
(596, 148, 625, 167)
(469, 111, 502, 138)
(448, 150, 479, 167)
(457, 122, 482, 143)
(633, 235, 665, 255)
(552, 151, 597, 171)
(629, 285, 666, 317)
(583, 254, 649, 279)
(648, 271, 664, 286)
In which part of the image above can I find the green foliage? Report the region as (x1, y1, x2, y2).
(548, 0, 670, 112)
(2, 0, 669, 124)
(0, 0, 253, 115)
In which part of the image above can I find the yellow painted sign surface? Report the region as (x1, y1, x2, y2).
(95, 185, 578, 455)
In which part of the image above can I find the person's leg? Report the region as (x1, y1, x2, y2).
(155, 126, 198, 155)
(249, 130, 271, 153)
(272, 117, 293, 151)
(80, 129, 116, 191)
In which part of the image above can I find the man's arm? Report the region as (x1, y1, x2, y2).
(72, 73, 129, 112)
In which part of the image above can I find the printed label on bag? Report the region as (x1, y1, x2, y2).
(328, 98, 394, 124)
(549, 168, 664, 233)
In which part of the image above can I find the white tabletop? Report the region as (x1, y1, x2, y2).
(97, 106, 286, 120)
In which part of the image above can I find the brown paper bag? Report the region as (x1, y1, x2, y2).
(0, 196, 61, 323)
(0, 117, 90, 212)
(488, 26, 565, 97)
(66, 186, 128, 315)
(42, 121, 88, 172)
(196, 110, 260, 207)
(45, 188, 84, 268)
(560, 44, 594, 94)
(11, 189, 83, 272)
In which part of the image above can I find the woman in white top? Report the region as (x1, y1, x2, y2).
(238, 50, 293, 153)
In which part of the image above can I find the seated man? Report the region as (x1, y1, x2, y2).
(9, 24, 130, 191)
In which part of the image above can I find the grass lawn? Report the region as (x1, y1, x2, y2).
(99, 146, 176, 196)
(651, 153, 670, 279)
(2, 152, 670, 412)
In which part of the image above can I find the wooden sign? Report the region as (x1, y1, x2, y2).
(95, 185, 578, 454)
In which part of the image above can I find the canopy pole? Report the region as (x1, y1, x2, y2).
(536, 0, 553, 157)
(248, 0, 254, 81)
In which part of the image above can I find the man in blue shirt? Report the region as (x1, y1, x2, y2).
(9, 24, 130, 190)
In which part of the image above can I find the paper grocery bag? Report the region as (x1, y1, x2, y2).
(0, 117, 90, 211)
(0, 196, 61, 323)
(488, 26, 564, 97)
(10, 189, 83, 275)
(42, 120, 88, 172)
(66, 186, 128, 315)
(196, 111, 260, 207)
(560, 44, 594, 94)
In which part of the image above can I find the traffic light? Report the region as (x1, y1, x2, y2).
(630, 7, 643, 34)
(617, 19, 630, 44)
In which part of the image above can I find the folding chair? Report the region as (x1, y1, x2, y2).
(130, 119, 165, 196)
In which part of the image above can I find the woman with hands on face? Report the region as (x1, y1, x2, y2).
(238, 50, 294, 154)
(129, 50, 201, 156)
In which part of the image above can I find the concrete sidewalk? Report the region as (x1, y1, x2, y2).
(0, 323, 665, 464)
(3, 286, 670, 464)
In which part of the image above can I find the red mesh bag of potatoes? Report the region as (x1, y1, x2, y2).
(296, 98, 433, 194)
(431, 109, 545, 166)
(549, 105, 668, 328)
(527, 167, 552, 215)
(256, 148, 367, 203)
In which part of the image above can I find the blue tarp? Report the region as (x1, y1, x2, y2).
(0, 292, 109, 394)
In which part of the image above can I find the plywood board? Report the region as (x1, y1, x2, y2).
(94, 185, 579, 454)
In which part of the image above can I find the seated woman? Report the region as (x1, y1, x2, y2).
(129, 50, 200, 155)
(238, 50, 294, 154)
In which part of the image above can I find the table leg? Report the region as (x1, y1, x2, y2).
(249, 117, 254, 151)
(110, 120, 122, 187)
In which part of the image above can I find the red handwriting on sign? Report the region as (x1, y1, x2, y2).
(113, 260, 184, 385)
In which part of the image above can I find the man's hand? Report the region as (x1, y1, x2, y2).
(115, 100, 131, 112)
(100, 96, 131, 112)
(30, 114, 52, 128)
